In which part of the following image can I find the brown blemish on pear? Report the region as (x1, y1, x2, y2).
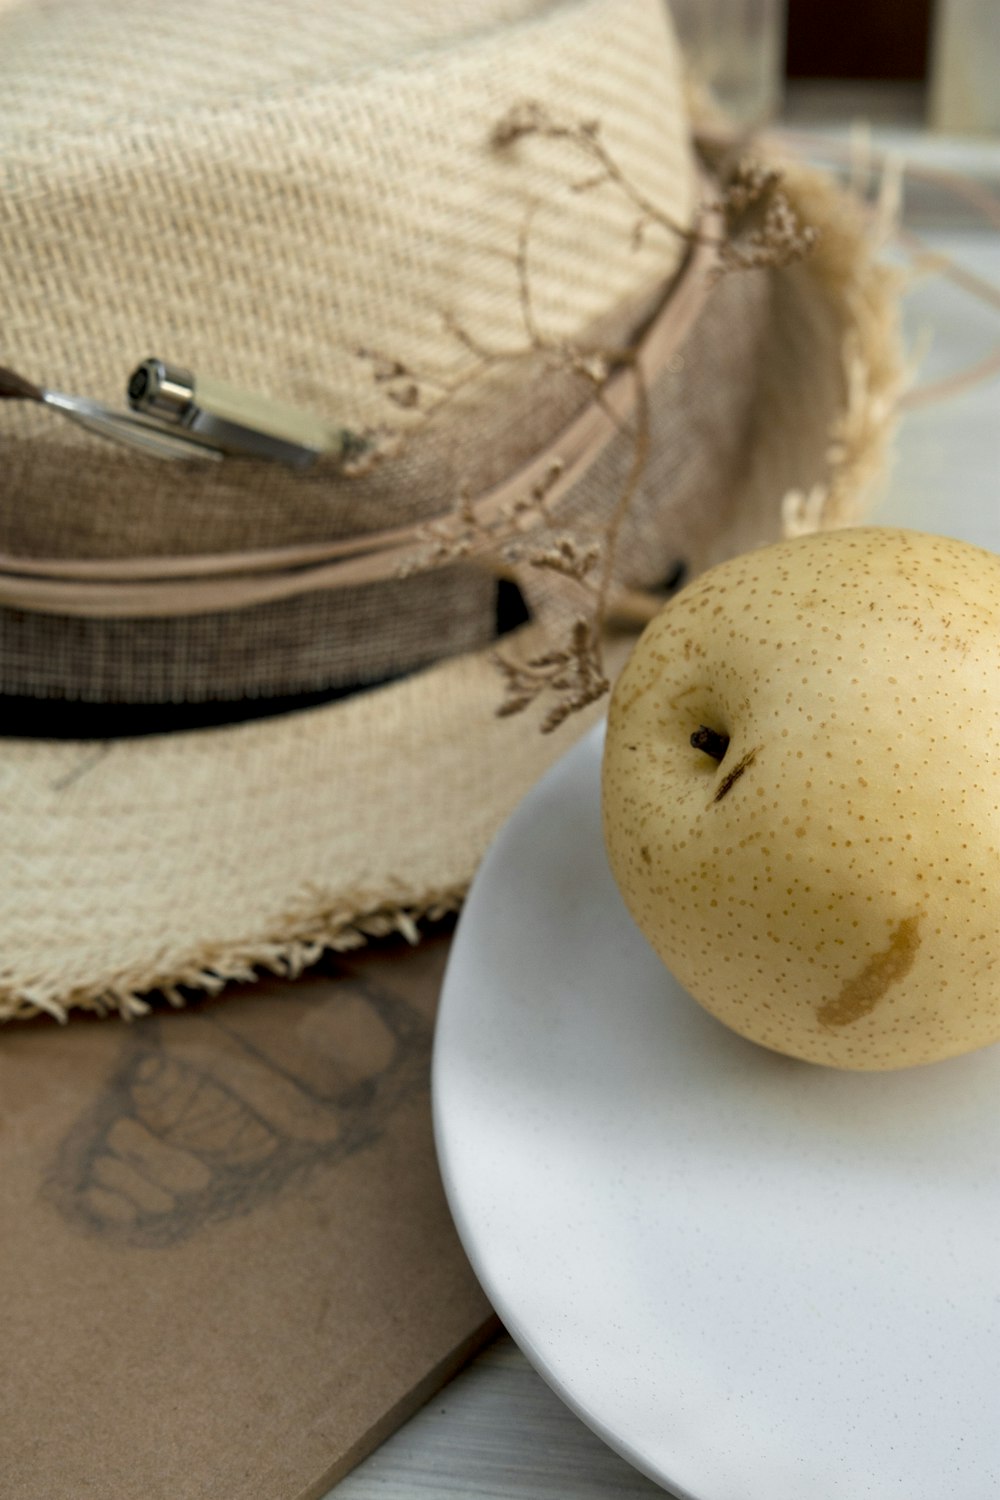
(713, 747, 758, 803)
(817, 915, 923, 1028)
(690, 726, 759, 803)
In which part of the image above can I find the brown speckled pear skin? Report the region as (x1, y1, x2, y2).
(602, 526, 1000, 1072)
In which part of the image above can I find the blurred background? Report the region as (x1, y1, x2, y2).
(669, 0, 999, 134)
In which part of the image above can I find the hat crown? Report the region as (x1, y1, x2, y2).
(2, 0, 696, 428)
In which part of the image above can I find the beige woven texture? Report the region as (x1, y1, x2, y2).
(0, 0, 902, 1019)
(1, 0, 694, 698)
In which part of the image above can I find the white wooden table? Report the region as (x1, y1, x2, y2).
(326, 116, 1000, 1500)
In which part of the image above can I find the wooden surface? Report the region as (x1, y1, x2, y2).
(333, 1336, 664, 1500)
(324, 117, 1000, 1500)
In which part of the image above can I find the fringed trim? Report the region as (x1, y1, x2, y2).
(0, 882, 469, 1025)
(780, 165, 908, 539)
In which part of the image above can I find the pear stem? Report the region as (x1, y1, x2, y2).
(691, 725, 729, 762)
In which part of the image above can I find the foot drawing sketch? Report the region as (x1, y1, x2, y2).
(44, 970, 432, 1248)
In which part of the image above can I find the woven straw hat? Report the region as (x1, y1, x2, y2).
(0, 0, 901, 1022)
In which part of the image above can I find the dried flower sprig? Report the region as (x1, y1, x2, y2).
(527, 535, 601, 583)
(492, 100, 699, 249)
(397, 458, 567, 579)
(357, 103, 819, 732)
(716, 160, 819, 272)
(494, 616, 609, 734)
(492, 103, 818, 273)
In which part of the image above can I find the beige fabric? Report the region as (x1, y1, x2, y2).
(0, 217, 721, 619)
(0, 0, 904, 1019)
(3, 0, 695, 423)
(0, 627, 617, 1021)
(0, 0, 694, 695)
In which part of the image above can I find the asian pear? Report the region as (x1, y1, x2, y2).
(601, 526, 1000, 1070)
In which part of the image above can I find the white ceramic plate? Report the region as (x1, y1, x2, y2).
(433, 723, 1000, 1500)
